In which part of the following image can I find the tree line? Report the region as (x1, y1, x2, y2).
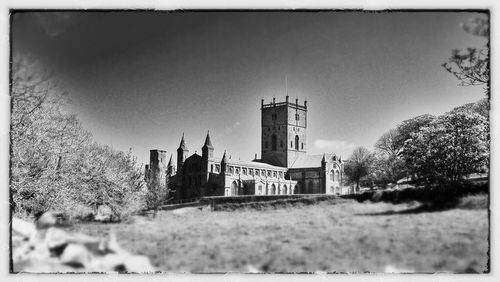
(343, 99, 489, 191)
(343, 17, 490, 191)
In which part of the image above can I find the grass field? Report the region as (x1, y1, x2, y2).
(67, 197, 489, 273)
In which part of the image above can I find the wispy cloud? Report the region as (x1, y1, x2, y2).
(224, 121, 241, 134)
(35, 13, 74, 37)
(314, 139, 357, 155)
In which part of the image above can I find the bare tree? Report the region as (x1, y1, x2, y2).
(344, 147, 375, 192)
(11, 56, 146, 220)
(442, 17, 489, 99)
(375, 128, 400, 157)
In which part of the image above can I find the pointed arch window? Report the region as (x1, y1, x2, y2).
(295, 135, 299, 150)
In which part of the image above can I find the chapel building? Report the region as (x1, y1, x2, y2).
(145, 96, 344, 199)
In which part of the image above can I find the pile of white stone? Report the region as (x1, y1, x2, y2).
(12, 212, 155, 273)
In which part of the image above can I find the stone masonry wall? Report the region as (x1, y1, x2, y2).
(11, 212, 155, 273)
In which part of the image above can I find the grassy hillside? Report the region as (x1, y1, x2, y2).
(67, 197, 489, 273)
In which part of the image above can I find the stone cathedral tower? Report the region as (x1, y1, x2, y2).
(261, 96, 307, 167)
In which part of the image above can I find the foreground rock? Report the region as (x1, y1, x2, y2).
(12, 212, 155, 273)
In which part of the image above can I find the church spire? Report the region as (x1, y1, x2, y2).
(202, 130, 214, 160)
(203, 130, 213, 148)
(220, 150, 228, 174)
(176, 133, 189, 182)
(178, 133, 188, 150)
(222, 150, 228, 163)
(167, 154, 173, 175)
(321, 153, 327, 169)
(167, 154, 173, 167)
(321, 153, 327, 163)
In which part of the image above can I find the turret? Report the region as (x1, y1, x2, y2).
(201, 131, 214, 183)
(167, 154, 174, 175)
(202, 131, 214, 160)
(321, 153, 327, 169)
(176, 133, 189, 184)
(221, 150, 228, 173)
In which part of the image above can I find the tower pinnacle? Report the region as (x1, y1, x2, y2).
(203, 130, 213, 148)
(178, 133, 188, 150)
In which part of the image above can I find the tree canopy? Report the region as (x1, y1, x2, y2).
(401, 107, 488, 186)
(11, 56, 147, 220)
(344, 146, 375, 191)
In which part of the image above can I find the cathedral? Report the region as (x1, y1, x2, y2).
(145, 96, 344, 200)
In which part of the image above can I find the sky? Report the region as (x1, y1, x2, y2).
(11, 11, 488, 165)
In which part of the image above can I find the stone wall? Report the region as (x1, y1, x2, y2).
(11, 212, 155, 273)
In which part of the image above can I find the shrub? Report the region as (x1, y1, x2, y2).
(371, 190, 383, 202)
(456, 194, 488, 210)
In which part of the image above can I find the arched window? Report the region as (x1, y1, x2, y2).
(295, 135, 299, 150)
(308, 181, 314, 194)
(271, 134, 277, 151)
(335, 170, 340, 182)
(271, 184, 276, 195)
(330, 170, 334, 181)
(283, 184, 288, 195)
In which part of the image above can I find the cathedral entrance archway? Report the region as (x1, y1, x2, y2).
(294, 183, 300, 194)
(231, 181, 238, 196)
